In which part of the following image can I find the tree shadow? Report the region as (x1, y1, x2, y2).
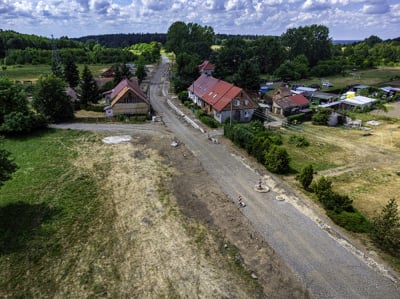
(0, 201, 60, 255)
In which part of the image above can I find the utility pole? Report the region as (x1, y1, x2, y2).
(51, 34, 62, 77)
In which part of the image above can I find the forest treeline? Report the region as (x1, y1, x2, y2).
(1, 26, 399, 84)
(163, 21, 400, 93)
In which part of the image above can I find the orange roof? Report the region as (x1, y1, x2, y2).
(109, 79, 146, 100)
(213, 85, 242, 112)
(202, 80, 235, 106)
(198, 60, 215, 72)
(189, 74, 258, 112)
(288, 94, 309, 106)
(188, 74, 219, 98)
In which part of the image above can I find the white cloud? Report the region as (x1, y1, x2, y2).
(301, 0, 330, 12)
(0, 0, 398, 40)
(361, 1, 390, 14)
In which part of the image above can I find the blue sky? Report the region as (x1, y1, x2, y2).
(1, 0, 399, 40)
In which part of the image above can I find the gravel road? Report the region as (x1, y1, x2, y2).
(52, 57, 400, 298)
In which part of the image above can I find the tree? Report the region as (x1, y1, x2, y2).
(214, 37, 248, 77)
(33, 74, 74, 123)
(166, 21, 214, 59)
(297, 164, 314, 190)
(0, 137, 18, 187)
(63, 54, 80, 88)
(233, 58, 260, 91)
(264, 145, 290, 174)
(135, 59, 147, 84)
(281, 24, 331, 67)
(252, 36, 286, 74)
(312, 108, 332, 125)
(165, 21, 189, 55)
(370, 198, 400, 255)
(0, 77, 29, 124)
(0, 77, 47, 135)
(79, 65, 100, 107)
(173, 52, 201, 93)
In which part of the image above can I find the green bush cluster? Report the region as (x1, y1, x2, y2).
(224, 121, 290, 173)
(200, 115, 219, 128)
(288, 134, 310, 147)
(311, 176, 371, 232)
(312, 108, 333, 125)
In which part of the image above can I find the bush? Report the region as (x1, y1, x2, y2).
(264, 145, 290, 174)
(289, 134, 309, 147)
(327, 210, 371, 233)
(178, 91, 189, 103)
(0, 112, 47, 135)
(370, 199, 400, 255)
(311, 176, 353, 212)
(312, 108, 332, 125)
(200, 115, 219, 128)
(296, 164, 313, 190)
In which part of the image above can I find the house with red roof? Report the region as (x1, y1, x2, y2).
(198, 60, 215, 75)
(188, 74, 258, 123)
(104, 79, 149, 116)
(272, 90, 310, 116)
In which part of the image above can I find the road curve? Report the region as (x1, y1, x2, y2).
(148, 57, 399, 298)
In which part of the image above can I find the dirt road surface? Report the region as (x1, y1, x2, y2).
(51, 57, 400, 298)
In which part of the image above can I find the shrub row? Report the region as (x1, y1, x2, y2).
(224, 121, 290, 174)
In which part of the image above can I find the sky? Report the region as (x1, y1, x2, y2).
(1, 0, 399, 40)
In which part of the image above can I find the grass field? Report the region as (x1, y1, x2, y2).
(0, 129, 273, 298)
(0, 64, 111, 81)
(0, 129, 110, 297)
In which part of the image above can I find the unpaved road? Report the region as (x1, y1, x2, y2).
(52, 58, 400, 298)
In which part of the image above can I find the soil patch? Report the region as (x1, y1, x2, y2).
(58, 131, 309, 298)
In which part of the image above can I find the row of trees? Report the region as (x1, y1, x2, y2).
(3, 47, 136, 65)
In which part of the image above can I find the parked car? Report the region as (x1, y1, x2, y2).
(322, 82, 334, 87)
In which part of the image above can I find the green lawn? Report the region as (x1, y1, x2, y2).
(0, 129, 109, 297)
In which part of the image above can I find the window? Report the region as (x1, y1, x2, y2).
(244, 99, 249, 106)
(235, 99, 240, 106)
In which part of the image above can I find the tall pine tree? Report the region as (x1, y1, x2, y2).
(79, 65, 100, 107)
(63, 54, 80, 88)
(371, 198, 400, 254)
